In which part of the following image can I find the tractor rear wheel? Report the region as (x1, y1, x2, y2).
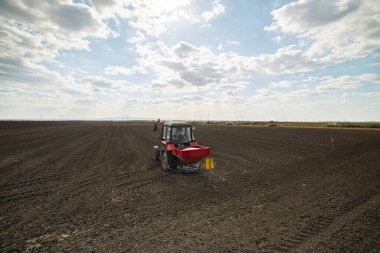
(160, 147, 177, 171)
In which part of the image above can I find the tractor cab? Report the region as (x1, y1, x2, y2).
(160, 122, 196, 147)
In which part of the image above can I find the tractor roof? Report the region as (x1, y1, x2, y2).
(163, 121, 192, 127)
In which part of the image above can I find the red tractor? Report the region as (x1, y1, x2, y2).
(153, 121, 211, 172)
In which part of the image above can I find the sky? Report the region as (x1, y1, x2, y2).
(0, 0, 379, 121)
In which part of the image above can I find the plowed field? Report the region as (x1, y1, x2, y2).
(1, 121, 379, 252)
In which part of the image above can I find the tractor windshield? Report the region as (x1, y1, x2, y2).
(171, 126, 192, 143)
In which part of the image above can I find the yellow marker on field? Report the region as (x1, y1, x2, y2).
(205, 157, 215, 185)
(205, 157, 214, 170)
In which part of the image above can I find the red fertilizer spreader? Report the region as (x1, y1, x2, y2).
(172, 145, 211, 165)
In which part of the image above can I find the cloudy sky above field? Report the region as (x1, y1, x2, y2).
(0, 0, 380, 121)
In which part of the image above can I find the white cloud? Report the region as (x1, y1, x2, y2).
(105, 65, 147, 76)
(273, 35, 282, 43)
(81, 76, 125, 90)
(123, 37, 347, 95)
(172, 41, 199, 58)
(125, 41, 238, 90)
(90, 0, 120, 19)
(0, 1, 121, 118)
(0, 1, 113, 54)
(127, 31, 146, 45)
(227, 40, 240, 45)
(202, 0, 225, 22)
(219, 82, 248, 98)
(252, 73, 380, 102)
(360, 91, 380, 97)
(266, 0, 361, 33)
(252, 45, 322, 74)
(314, 74, 379, 92)
(120, 0, 195, 37)
(200, 24, 212, 29)
(266, 0, 380, 64)
(0, 0, 117, 94)
(269, 80, 291, 88)
(157, 41, 252, 87)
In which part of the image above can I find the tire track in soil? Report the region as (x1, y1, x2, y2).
(0, 172, 71, 192)
(0, 124, 89, 148)
(52, 127, 167, 251)
(114, 166, 166, 192)
(39, 126, 137, 223)
(202, 127, 316, 159)
(0, 125, 86, 156)
(0, 131, 100, 206)
(1, 127, 111, 251)
(0, 129, 101, 203)
(0, 126, 94, 178)
(108, 126, 168, 198)
(312, 202, 380, 252)
(52, 126, 162, 205)
(45, 127, 114, 198)
(271, 189, 380, 252)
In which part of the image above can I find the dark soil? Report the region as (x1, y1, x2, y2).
(1, 121, 379, 252)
